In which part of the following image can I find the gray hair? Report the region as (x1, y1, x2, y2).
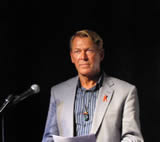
(70, 29, 103, 51)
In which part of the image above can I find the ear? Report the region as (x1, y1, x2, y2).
(100, 49, 104, 61)
(70, 51, 74, 63)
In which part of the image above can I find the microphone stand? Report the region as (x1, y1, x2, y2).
(0, 85, 40, 142)
(0, 94, 14, 142)
(1, 114, 5, 142)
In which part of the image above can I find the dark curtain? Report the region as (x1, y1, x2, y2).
(0, 0, 160, 142)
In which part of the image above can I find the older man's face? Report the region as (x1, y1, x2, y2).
(70, 37, 104, 78)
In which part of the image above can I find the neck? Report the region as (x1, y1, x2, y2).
(79, 73, 101, 89)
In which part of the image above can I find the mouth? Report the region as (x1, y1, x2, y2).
(79, 64, 89, 66)
(79, 64, 90, 68)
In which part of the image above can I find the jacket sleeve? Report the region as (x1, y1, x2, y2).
(42, 89, 59, 142)
(121, 86, 144, 142)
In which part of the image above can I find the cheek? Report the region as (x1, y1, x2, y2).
(72, 57, 79, 66)
(91, 56, 101, 65)
(71, 54, 77, 64)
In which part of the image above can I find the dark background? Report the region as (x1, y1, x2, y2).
(0, 0, 160, 142)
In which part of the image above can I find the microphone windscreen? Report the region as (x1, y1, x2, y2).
(31, 84, 40, 94)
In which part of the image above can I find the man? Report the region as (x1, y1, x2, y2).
(42, 30, 144, 142)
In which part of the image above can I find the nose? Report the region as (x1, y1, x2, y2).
(80, 51, 88, 60)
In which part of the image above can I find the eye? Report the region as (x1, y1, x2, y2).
(87, 48, 95, 53)
(73, 50, 81, 54)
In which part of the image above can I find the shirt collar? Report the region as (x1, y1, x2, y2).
(77, 72, 104, 91)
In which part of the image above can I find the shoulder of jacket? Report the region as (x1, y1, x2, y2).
(51, 76, 78, 91)
(104, 74, 136, 89)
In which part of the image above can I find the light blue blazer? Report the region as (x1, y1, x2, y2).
(42, 73, 144, 142)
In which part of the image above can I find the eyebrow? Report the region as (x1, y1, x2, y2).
(72, 47, 95, 50)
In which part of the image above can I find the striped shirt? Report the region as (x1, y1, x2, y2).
(74, 74, 103, 136)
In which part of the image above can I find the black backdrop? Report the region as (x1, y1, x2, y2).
(0, 0, 160, 142)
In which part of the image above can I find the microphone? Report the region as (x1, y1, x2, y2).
(0, 94, 14, 113)
(13, 84, 40, 104)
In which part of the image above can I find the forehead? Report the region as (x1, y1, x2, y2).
(72, 37, 94, 48)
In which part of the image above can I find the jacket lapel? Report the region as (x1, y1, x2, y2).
(90, 75, 114, 134)
(66, 76, 78, 137)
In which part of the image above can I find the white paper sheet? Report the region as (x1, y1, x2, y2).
(52, 134, 96, 142)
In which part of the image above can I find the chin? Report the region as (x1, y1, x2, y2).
(78, 69, 95, 77)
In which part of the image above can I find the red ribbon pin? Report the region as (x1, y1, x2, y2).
(103, 95, 108, 102)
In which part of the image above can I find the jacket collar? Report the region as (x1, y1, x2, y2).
(90, 73, 114, 134)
